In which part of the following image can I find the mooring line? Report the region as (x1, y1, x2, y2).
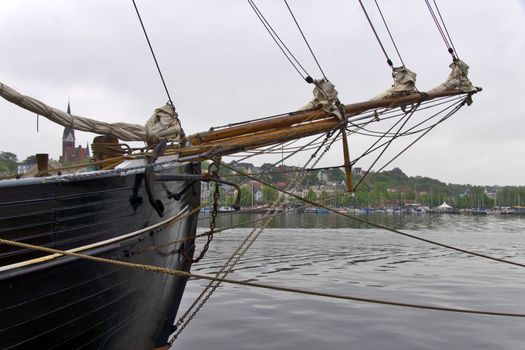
(0, 237, 523, 318)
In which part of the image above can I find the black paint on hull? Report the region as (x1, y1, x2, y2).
(0, 161, 201, 349)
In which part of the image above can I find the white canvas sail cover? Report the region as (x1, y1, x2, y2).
(0, 83, 182, 145)
(428, 59, 477, 93)
(298, 79, 339, 111)
(371, 66, 418, 100)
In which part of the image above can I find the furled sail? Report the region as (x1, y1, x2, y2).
(428, 59, 477, 94)
(371, 66, 418, 100)
(0, 83, 182, 144)
(298, 79, 339, 111)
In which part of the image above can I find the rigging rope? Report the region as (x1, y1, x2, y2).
(423, 0, 458, 58)
(358, 97, 464, 187)
(431, 0, 458, 57)
(352, 97, 466, 165)
(358, 0, 393, 68)
(229, 109, 326, 165)
(373, 0, 405, 67)
(352, 102, 420, 192)
(272, 132, 330, 167)
(352, 96, 466, 169)
(348, 95, 465, 138)
(348, 95, 465, 187)
(282, 0, 327, 79)
(247, 0, 313, 82)
(131, 0, 174, 106)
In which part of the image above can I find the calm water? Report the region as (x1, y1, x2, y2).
(174, 214, 525, 350)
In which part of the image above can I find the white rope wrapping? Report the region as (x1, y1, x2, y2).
(0, 82, 182, 144)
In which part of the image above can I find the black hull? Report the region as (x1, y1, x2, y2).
(0, 160, 201, 349)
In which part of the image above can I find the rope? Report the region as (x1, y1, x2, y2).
(374, 0, 405, 67)
(283, 0, 327, 79)
(432, 0, 459, 57)
(352, 103, 420, 192)
(348, 95, 465, 138)
(247, 0, 312, 82)
(131, 0, 174, 106)
(355, 97, 466, 188)
(271, 132, 327, 167)
(31, 156, 127, 177)
(423, 0, 457, 58)
(358, 0, 393, 67)
(227, 108, 326, 165)
(349, 95, 465, 179)
(218, 164, 346, 178)
(1, 237, 524, 319)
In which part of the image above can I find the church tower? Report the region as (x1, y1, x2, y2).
(61, 102, 76, 163)
(59, 102, 90, 164)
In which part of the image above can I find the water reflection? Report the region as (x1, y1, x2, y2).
(179, 214, 525, 350)
(199, 211, 525, 231)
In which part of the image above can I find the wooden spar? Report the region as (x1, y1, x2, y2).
(340, 128, 353, 192)
(187, 90, 471, 146)
(188, 108, 326, 145)
(176, 118, 341, 158)
(176, 89, 478, 159)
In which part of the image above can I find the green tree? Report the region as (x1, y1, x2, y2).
(270, 170, 288, 183)
(302, 171, 320, 187)
(21, 155, 37, 165)
(327, 168, 345, 182)
(240, 185, 254, 207)
(320, 190, 329, 204)
(262, 185, 278, 203)
(0, 151, 18, 176)
(305, 189, 317, 202)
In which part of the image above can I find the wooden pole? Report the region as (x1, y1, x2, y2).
(340, 128, 353, 192)
(187, 90, 470, 146)
(36, 153, 49, 177)
(177, 118, 341, 158)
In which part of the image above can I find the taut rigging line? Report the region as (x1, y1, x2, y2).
(358, 0, 394, 68)
(131, 0, 174, 107)
(282, 0, 327, 79)
(247, 0, 329, 84)
(352, 102, 420, 192)
(373, 0, 405, 67)
(424, 0, 459, 58)
(247, 0, 313, 82)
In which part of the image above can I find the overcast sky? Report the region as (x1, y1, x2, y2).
(1, 0, 524, 186)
